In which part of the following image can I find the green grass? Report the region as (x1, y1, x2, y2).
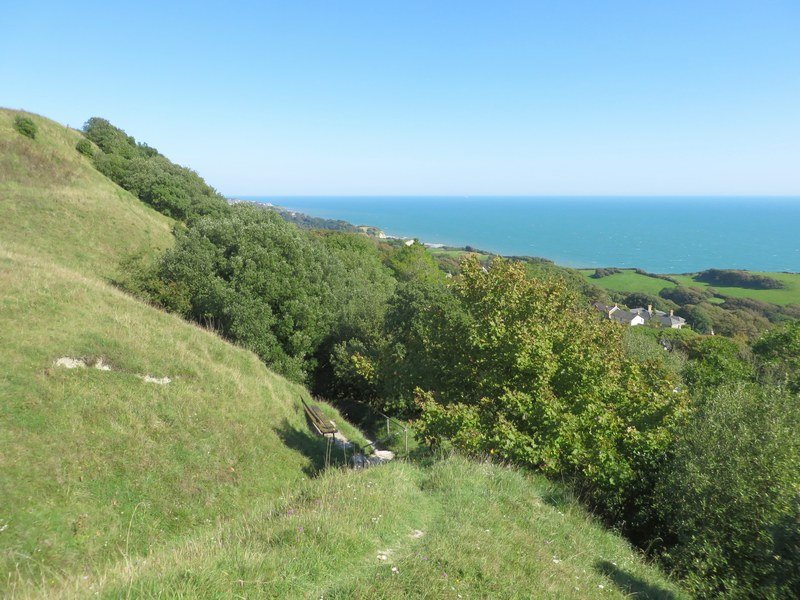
(0, 108, 173, 278)
(581, 269, 800, 305)
(11, 457, 684, 599)
(670, 272, 800, 305)
(578, 269, 675, 296)
(0, 248, 361, 595)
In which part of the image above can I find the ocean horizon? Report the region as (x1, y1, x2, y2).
(238, 196, 800, 274)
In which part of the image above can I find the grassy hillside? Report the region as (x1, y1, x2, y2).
(1, 108, 683, 598)
(0, 248, 364, 593)
(581, 268, 800, 305)
(11, 456, 684, 599)
(0, 109, 173, 277)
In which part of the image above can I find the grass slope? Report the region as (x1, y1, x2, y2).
(0, 109, 173, 278)
(0, 248, 364, 595)
(581, 269, 800, 305)
(12, 457, 684, 599)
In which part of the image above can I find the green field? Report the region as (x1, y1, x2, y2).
(670, 272, 800, 305)
(1, 109, 683, 598)
(579, 269, 676, 296)
(580, 269, 800, 305)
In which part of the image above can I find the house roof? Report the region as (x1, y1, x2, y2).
(592, 301, 614, 312)
(610, 310, 641, 324)
(658, 314, 686, 326)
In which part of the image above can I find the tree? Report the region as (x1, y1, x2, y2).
(141, 206, 345, 382)
(403, 257, 686, 519)
(656, 383, 800, 598)
(682, 336, 752, 391)
(83, 117, 229, 222)
(385, 241, 443, 283)
(752, 320, 800, 391)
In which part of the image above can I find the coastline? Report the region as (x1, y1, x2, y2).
(229, 197, 799, 277)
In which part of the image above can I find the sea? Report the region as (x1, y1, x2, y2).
(238, 196, 800, 274)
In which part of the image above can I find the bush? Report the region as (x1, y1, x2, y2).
(696, 268, 784, 290)
(75, 138, 94, 157)
(753, 320, 800, 391)
(83, 117, 229, 222)
(682, 336, 752, 390)
(590, 267, 621, 278)
(402, 258, 686, 521)
(13, 116, 37, 139)
(656, 383, 800, 598)
(125, 207, 395, 386)
(659, 285, 712, 305)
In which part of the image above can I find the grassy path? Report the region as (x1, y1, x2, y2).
(13, 459, 685, 599)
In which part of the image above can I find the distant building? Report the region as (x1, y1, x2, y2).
(610, 310, 646, 326)
(657, 311, 686, 329)
(592, 302, 685, 329)
(592, 302, 619, 317)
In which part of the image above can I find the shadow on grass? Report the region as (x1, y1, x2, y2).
(595, 560, 679, 600)
(540, 484, 571, 510)
(277, 419, 351, 476)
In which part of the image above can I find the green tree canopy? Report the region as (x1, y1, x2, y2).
(394, 257, 685, 518)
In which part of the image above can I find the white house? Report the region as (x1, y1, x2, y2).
(593, 302, 685, 329)
(609, 309, 646, 327)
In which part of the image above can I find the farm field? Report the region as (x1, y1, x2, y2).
(580, 269, 800, 306)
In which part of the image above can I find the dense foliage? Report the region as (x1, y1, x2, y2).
(659, 285, 714, 305)
(372, 258, 685, 520)
(656, 383, 800, 598)
(126, 206, 393, 383)
(697, 268, 785, 289)
(75, 138, 94, 157)
(83, 118, 229, 221)
(265, 204, 363, 233)
(13, 115, 37, 139)
(591, 267, 622, 278)
(753, 320, 800, 391)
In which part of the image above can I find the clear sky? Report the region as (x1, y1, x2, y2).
(3, 1, 799, 196)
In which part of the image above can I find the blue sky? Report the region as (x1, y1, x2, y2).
(3, 1, 799, 195)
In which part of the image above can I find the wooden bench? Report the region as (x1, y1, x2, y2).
(301, 397, 338, 436)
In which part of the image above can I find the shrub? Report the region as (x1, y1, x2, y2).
(75, 138, 94, 157)
(656, 383, 800, 598)
(590, 267, 621, 278)
(13, 116, 37, 139)
(752, 320, 800, 391)
(82, 117, 229, 222)
(682, 336, 752, 390)
(404, 258, 687, 520)
(659, 285, 712, 305)
(696, 268, 784, 290)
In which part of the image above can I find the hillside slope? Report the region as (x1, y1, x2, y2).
(0, 109, 173, 277)
(0, 248, 363, 592)
(10, 453, 685, 599)
(1, 109, 683, 598)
